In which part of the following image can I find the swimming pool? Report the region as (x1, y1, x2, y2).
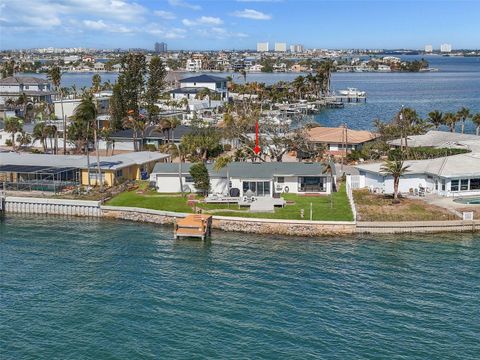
(453, 197, 480, 204)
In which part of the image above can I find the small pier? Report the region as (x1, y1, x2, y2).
(174, 214, 212, 240)
(326, 95, 367, 104)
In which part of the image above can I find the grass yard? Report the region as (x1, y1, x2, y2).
(106, 183, 354, 221)
(353, 189, 458, 221)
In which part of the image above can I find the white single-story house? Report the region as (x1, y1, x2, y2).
(152, 162, 335, 196)
(388, 130, 480, 151)
(354, 152, 480, 197)
(170, 74, 228, 101)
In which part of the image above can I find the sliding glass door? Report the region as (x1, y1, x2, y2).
(242, 181, 271, 197)
(298, 177, 326, 192)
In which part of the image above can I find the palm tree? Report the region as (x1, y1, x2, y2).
(33, 122, 48, 153)
(74, 95, 99, 188)
(443, 112, 458, 133)
(457, 107, 471, 134)
(4, 117, 23, 151)
(48, 66, 65, 153)
(472, 113, 480, 136)
(380, 159, 410, 200)
(123, 114, 141, 152)
(92, 73, 101, 93)
(16, 131, 32, 148)
(427, 110, 444, 130)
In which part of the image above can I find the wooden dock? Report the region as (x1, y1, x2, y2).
(174, 214, 212, 240)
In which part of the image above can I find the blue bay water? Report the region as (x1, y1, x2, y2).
(1, 215, 479, 359)
(27, 55, 480, 132)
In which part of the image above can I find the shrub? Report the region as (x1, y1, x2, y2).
(189, 162, 210, 196)
(144, 144, 157, 151)
(5, 139, 12, 147)
(223, 143, 232, 152)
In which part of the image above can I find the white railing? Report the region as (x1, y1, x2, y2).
(346, 181, 357, 222)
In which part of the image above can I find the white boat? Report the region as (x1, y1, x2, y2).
(338, 88, 366, 97)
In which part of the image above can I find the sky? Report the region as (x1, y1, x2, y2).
(0, 0, 479, 50)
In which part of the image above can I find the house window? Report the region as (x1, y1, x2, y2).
(89, 172, 105, 183)
(470, 178, 480, 190)
(451, 180, 459, 192)
(242, 181, 270, 197)
(298, 177, 325, 192)
(185, 176, 194, 183)
(461, 179, 469, 191)
(277, 177, 285, 184)
(441, 180, 445, 191)
(116, 169, 123, 178)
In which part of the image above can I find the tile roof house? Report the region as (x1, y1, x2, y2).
(306, 126, 378, 156)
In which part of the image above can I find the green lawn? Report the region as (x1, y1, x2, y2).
(106, 183, 353, 221)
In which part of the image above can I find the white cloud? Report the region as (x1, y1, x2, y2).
(196, 27, 249, 40)
(82, 19, 133, 33)
(0, 0, 147, 31)
(182, 16, 223, 26)
(168, 0, 201, 11)
(83, 19, 108, 30)
(145, 24, 186, 39)
(232, 9, 272, 20)
(154, 10, 176, 20)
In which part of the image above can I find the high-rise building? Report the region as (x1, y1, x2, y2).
(257, 42, 269, 52)
(154, 42, 167, 53)
(274, 42, 287, 52)
(440, 43, 452, 53)
(290, 44, 304, 53)
(424, 45, 433, 53)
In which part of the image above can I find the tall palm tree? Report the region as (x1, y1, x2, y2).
(4, 117, 23, 151)
(427, 110, 444, 130)
(92, 73, 101, 93)
(380, 159, 410, 200)
(33, 122, 48, 153)
(443, 112, 458, 133)
(74, 95, 100, 189)
(48, 66, 65, 153)
(123, 114, 141, 152)
(472, 113, 480, 136)
(457, 107, 471, 134)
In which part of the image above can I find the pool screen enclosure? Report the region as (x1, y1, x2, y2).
(0, 164, 80, 192)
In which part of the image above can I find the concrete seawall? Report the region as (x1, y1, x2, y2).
(5, 196, 102, 217)
(101, 206, 356, 236)
(3, 196, 480, 236)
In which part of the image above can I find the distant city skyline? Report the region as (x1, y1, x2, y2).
(0, 0, 479, 50)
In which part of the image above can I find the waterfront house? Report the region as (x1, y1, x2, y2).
(0, 151, 170, 191)
(353, 152, 480, 197)
(152, 162, 334, 196)
(170, 75, 228, 101)
(306, 126, 378, 156)
(388, 130, 480, 151)
(0, 76, 54, 109)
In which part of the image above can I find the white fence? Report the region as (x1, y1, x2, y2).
(346, 181, 357, 222)
(4, 197, 101, 217)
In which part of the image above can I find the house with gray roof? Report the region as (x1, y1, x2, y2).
(354, 152, 480, 197)
(0, 76, 55, 107)
(151, 161, 334, 196)
(170, 74, 228, 101)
